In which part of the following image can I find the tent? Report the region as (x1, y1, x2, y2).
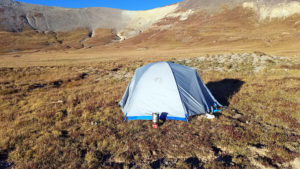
(119, 61, 222, 121)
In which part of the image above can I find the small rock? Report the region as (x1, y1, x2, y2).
(112, 156, 126, 163)
(51, 100, 63, 104)
(152, 150, 157, 156)
(91, 121, 98, 125)
(197, 115, 205, 121)
(233, 114, 242, 119)
(197, 56, 206, 61)
(185, 59, 191, 63)
(95, 77, 102, 82)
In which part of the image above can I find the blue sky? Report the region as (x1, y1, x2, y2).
(17, 0, 183, 10)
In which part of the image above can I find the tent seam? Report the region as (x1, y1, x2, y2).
(166, 62, 189, 120)
(177, 85, 207, 114)
(193, 70, 211, 112)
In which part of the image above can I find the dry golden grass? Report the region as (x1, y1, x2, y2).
(0, 51, 299, 168)
(122, 7, 300, 56)
(0, 28, 92, 54)
(83, 28, 117, 48)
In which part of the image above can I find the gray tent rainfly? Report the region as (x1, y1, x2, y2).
(119, 61, 222, 121)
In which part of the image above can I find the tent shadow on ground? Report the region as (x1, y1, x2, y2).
(206, 78, 245, 106)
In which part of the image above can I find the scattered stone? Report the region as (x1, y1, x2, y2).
(112, 155, 126, 163)
(249, 145, 268, 157)
(177, 52, 291, 73)
(232, 114, 242, 119)
(91, 121, 98, 125)
(51, 100, 63, 104)
(151, 150, 157, 156)
(95, 77, 102, 82)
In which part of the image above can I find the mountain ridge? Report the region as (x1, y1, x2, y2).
(1, 0, 300, 33)
(0, 0, 300, 53)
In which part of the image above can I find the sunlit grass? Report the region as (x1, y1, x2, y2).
(0, 53, 299, 168)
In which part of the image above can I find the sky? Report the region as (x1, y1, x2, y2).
(17, 0, 183, 10)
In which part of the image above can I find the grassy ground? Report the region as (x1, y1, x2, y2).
(0, 28, 93, 54)
(0, 51, 299, 168)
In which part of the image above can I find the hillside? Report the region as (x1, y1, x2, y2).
(0, 0, 300, 53)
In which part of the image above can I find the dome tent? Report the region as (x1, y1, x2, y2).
(119, 62, 222, 121)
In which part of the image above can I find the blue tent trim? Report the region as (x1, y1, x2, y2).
(213, 109, 222, 113)
(124, 112, 128, 121)
(185, 113, 189, 122)
(127, 116, 187, 121)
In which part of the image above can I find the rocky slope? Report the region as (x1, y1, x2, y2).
(180, 0, 298, 9)
(0, 0, 127, 32)
(1, 0, 300, 35)
(0, 0, 181, 39)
